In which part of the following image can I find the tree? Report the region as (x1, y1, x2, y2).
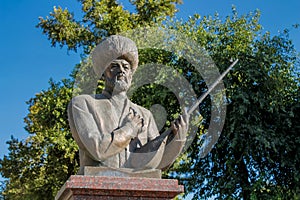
(169, 10, 300, 199)
(0, 79, 78, 199)
(37, 0, 182, 54)
(1, 1, 300, 200)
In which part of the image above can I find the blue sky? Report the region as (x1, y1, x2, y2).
(0, 0, 299, 163)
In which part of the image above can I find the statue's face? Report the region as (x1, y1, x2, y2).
(104, 59, 133, 93)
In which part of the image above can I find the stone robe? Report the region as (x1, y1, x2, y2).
(68, 92, 162, 174)
(68, 92, 186, 174)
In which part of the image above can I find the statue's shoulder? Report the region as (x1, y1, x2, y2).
(130, 101, 152, 116)
(70, 94, 108, 105)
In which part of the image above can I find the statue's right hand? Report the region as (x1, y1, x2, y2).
(122, 107, 144, 137)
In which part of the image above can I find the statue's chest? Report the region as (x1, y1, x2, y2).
(94, 100, 149, 146)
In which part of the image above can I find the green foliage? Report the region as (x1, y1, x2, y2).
(37, 0, 181, 54)
(168, 9, 300, 200)
(130, 0, 182, 25)
(0, 79, 78, 199)
(1, 2, 299, 200)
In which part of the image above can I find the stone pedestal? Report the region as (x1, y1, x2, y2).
(55, 175, 184, 200)
(84, 166, 162, 179)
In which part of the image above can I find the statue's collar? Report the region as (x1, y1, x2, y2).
(102, 90, 128, 102)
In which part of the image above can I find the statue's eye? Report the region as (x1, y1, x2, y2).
(110, 64, 119, 70)
(123, 64, 129, 70)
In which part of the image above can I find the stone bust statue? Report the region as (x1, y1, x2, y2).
(68, 35, 189, 175)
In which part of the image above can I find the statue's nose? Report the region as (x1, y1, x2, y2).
(119, 65, 126, 73)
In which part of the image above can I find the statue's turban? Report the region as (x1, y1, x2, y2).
(91, 35, 139, 78)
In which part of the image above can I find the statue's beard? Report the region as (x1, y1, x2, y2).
(105, 75, 131, 94)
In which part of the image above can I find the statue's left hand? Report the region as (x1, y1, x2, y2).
(171, 109, 189, 140)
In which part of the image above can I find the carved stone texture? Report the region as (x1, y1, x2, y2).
(84, 166, 161, 179)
